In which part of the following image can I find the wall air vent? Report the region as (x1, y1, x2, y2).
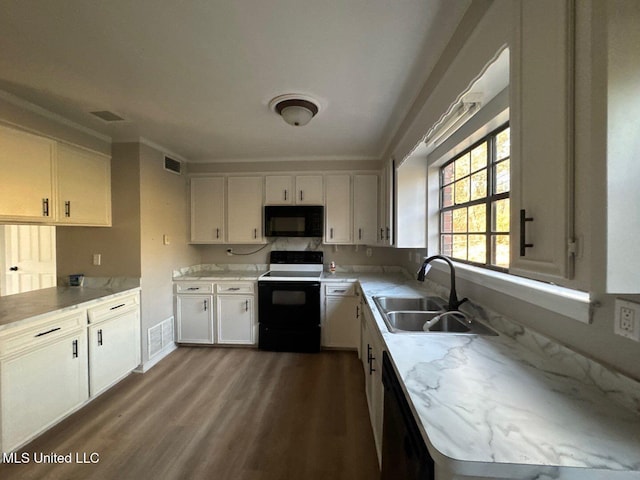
(90, 110, 125, 122)
(164, 156, 183, 175)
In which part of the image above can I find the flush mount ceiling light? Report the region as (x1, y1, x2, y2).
(269, 94, 319, 127)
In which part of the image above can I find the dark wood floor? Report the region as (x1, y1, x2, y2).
(0, 348, 380, 480)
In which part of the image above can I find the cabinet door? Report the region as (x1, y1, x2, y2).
(354, 174, 379, 245)
(88, 308, 141, 397)
(379, 160, 394, 246)
(56, 143, 111, 226)
(323, 295, 359, 349)
(176, 294, 214, 344)
(190, 176, 225, 243)
(510, 0, 573, 282)
(265, 175, 293, 205)
(1, 331, 88, 452)
(0, 124, 54, 222)
(227, 176, 264, 243)
(295, 175, 323, 204)
(324, 175, 352, 244)
(216, 295, 254, 344)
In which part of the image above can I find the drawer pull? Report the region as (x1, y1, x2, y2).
(72, 339, 78, 358)
(228, 287, 241, 291)
(35, 327, 61, 338)
(333, 289, 347, 293)
(98, 329, 103, 346)
(110, 303, 126, 310)
(186, 287, 201, 291)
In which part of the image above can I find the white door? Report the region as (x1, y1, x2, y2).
(0, 225, 57, 296)
(295, 175, 324, 204)
(176, 294, 214, 344)
(217, 295, 254, 344)
(190, 176, 225, 242)
(354, 174, 379, 245)
(227, 176, 264, 243)
(265, 175, 293, 205)
(88, 308, 140, 397)
(324, 175, 352, 244)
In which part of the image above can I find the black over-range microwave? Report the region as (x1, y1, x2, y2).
(264, 205, 324, 237)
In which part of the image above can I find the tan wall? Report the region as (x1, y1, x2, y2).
(56, 143, 142, 279)
(139, 143, 198, 363)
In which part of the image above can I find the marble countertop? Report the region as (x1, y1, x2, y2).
(173, 270, 269, 281)
(349, 272, 640, 479)
(0, 284, 140, 331)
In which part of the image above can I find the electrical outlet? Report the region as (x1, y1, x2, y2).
(366, 248, 372, 257)
(614, 299, 640, 341)
(92, 253, 101, 266)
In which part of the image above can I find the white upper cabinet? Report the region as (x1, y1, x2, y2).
(190, 176, 225, 243)
(378, 160, 394, 246)
(0, 124, 55, 222)
(227, 176, 265, 244)
(264, 175, 293, 204)
(264, 175, 323, 205)
(395, 156, 426, 248)
(0, 124, 111, 226)
(510, 0, 574, 283)
(56, 143, 111, 226)
(324, 174, 352, 244)
(295, 175, 323, 204)
(353, 174, 378, 245)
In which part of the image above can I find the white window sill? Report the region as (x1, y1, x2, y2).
(428, 259, 592, 324)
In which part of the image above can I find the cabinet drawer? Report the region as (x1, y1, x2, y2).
(87, 292, 139, 324)
(324, 283, 355, 296)
(175, 283, 214, 294)
(215, 282, 254, 294)
(0, 310, 87, 358)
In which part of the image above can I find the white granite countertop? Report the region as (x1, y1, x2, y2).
(173, 270, 269, 281)
(347, 272, 640, 479)
(0, 283, 140, 331)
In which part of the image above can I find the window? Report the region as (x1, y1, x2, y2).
(439, 125, 510, 269)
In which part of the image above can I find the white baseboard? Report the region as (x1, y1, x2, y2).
(134, 342, 178, 373)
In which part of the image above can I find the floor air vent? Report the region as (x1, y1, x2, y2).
(164, 156, 183, 175)
(148, 317, 174, 359)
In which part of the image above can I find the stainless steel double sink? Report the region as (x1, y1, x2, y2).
(372, 296, 497, 335)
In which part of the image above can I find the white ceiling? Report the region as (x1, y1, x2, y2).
(0, 0, 471, 163)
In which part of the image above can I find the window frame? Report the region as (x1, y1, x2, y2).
(439, 123, 510, 271)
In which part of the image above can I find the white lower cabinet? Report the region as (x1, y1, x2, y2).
(87, 293, 141, 397)
(322, 283, 360, 349)
(175, 281, 256, 345)
(0, 311, 88, 453)
(361, 302, 385, 466)
(176, 294, 215, 344)
(216, 295, 254, 344)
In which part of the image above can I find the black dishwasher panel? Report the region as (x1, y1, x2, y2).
(381, 351, 434, 480)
